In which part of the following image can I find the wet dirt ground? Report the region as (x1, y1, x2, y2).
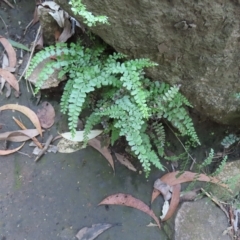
(1, 1, 240, 240)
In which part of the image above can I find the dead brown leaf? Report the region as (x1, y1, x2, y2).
(32, 6, 39, 25)
(2, 53, 9, 69)
(57, 138, 83, 153)
(76, 223, 113, 240)
(0, 142, 24, 155)
(0, 68, 19, 92)
(0, 104, 42, 136)
(161, 171, 229, 189)
(162, 184, 181, 221)
(0, 76, 6, 92)
(58, 19, 72, 42)
(0, 36, 17, 68)
(98, 193, 161, 228)
(0, 129, 41, 142)
(153, 179, 172, 201)
(5, 82, 11, 98)
(35, 33, 44, 50)
(115, 153, 137, 172)
(88, 138, 114, 171)
(37, 101, 55, 129)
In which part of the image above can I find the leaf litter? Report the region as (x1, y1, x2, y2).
(76, 223, 115, 240)
(98, 193, 161, 228)
(0, 142, 25, 155)
(0, 36, 17, 68)
(36, 101, 55, 129)
(0, 104, 42, 136)
(61, 130, 102, 142)
(0, 129, 41, 142)
(57, 138, 83, 153)
(150, 170, 231, 222)
(115, 152, 137, 172)
(88, 138, 114, 171)
(0, 69, 19, 92)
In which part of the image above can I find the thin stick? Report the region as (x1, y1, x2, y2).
(24, 19, 33, 36)
(35, 135, 53, 162)
(18, 151, 32, 158)
(2, 0, 14, 8)
(164, 121, 196, 164)
(12, 116, 43, 149)
(201, 188, 229, 219)
(0, 15, 8, 35)
(18, 25, 41, 86)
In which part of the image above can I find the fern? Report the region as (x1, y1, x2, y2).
(149, 122, 165, 157)
(198, 149, 214, 171)
(148, 82, 200, 145)
(212, 155, 227, 176)
(26, 42, 199, 174)
(69, 0, 108, 27)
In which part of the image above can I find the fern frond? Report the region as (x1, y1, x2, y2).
(69, 0, 108, 26)
(212, 155, 227, 176)
(83, 112, 102, 147)
(198, 149, 214, 171)
(150, 122, 165, 157)
(60, 79, 74, 114)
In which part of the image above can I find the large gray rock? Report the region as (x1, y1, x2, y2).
(54, 0, 240, 124)
(175, 199, 230, 240)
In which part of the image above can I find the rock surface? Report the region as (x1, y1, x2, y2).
(175, 198, 230, 240)
(55, 0, 240, 124)
(210, 159, 240, 201)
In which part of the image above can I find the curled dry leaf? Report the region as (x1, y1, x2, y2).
(98, 193, 161, 228)
(0, 142, 24, 155)
(76, 223, 113, 240)
(32, 6, 39, 25)
(2, 53, 9, 69)
(36, 101, 55, 129)
(151, 171, 230, 203)
(115, 153, 137, 172)
(0, 129, 41, 142)
(0, 36, 17, 68)
(161, 171, 230, 190)
(0, 104, 42, 136)
(153, 179, 172, 201)
(61, 130, 102, 142)
(88, 138, 114, 171)
(0, 77, 6, 92)
(5, 82, 11, 98)
(58, 19, 72, 43)
(161, 184, 181, 221)
(160, 200, 169, 220)
(0, 69, 19, 92)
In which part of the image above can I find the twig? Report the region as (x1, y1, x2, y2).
(17, 151, 32, 158)
(35, 135, 53, 162)
(0, 15, 8, 35)
(201, 188, 229, 219)
(18, 25, 41, 87)
(12, 116, 43, 149)
(24, 19, 33, 36)
(164, 121, 196, 165)
(2, 0, 14, 8)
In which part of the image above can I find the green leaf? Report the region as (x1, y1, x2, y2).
(8, 39, 30, 51)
